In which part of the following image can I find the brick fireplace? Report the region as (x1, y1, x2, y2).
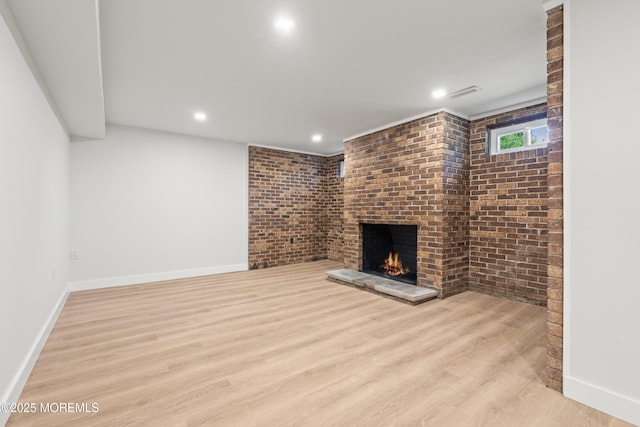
(249, 105, 548, 305)
(343, 111, 470, 297)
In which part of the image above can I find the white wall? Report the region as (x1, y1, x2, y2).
(564, 0, 640, 424)
(69, 124, 248, 289)
(0, 7, 70, 422)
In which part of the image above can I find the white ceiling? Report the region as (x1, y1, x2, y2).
(3, 0, 548, 155)
(3, 0, 105, 139)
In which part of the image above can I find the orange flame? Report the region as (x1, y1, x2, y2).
(380, 251, 410, 276)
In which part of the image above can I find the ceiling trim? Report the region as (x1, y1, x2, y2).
(543, 0, 566, 11)
(248, 143, 337, 158)
(340, 97, 549, 144)
(468, 97, 548, 121)
(0, 0, 70, 139)
(343, 108, 469, 142)
(325, 150, 345, 157)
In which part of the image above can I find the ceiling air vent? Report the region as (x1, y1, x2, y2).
(449, 85, 482, 99)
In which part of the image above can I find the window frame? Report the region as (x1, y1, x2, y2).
(487, 113, 548, 155)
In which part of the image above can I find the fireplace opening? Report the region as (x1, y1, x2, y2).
(362, 224, 417, 285)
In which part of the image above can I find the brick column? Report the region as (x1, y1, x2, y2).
(546, 4, 564, 392)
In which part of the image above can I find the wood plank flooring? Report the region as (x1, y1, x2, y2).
(8, 260, 631, 426)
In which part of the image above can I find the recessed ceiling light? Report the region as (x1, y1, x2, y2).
(274, 16, 295, 33)
(431, 88, 447, 99)
(312, 134, 322, 143)
(193, 111, 207, 122)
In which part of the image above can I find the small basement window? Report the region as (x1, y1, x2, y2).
(488, 117, 549, 155)
(337, 160, 345, 178)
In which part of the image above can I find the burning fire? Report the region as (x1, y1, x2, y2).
(380, 251, 410, 276)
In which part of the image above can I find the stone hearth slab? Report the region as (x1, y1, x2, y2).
(326, 269, 438, 305)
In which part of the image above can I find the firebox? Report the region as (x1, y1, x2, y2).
(362, 224, 417, 285)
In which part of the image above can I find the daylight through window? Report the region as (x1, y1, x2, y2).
(489, 117, 548, 155)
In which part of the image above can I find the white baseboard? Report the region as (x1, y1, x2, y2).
(564, 375, 640, 426)
(0, 289, 68, 427)
(69, 263, 249, 292)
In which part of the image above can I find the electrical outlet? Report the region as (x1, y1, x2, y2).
(70, 249, 79, 260)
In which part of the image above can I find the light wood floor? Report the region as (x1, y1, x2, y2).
(8, 260, 631, 426)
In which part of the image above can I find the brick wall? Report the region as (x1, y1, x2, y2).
(248, 147, 328, 268)
(546, 4, 564, 393)
(442, 113, 471, 296)
(326, 154, 345, 262)
(248, 147, 344, 268)
(344, 111, 470, 297)
(469, 103, 548, 305)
